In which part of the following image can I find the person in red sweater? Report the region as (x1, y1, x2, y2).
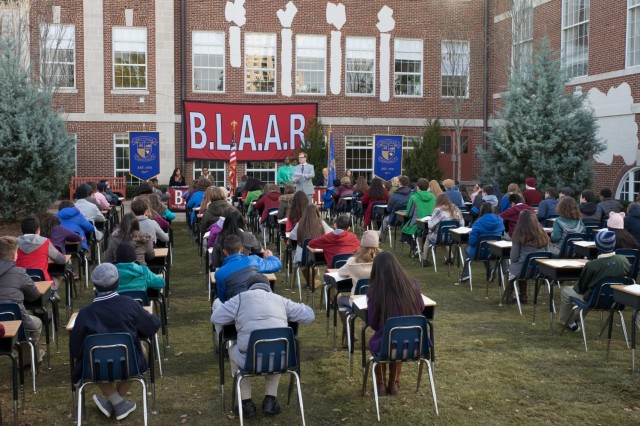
(522, 177, 542, 207)
(254, 184, 282, 224)
(308, 215, 360, 267)
(499, 194, 534, 237)
(361, 177, 390, 229)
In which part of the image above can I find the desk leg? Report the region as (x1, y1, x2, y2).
(532, 278, 542, 326)
(17, 345, 24, 415)
(632, 310, 637, 373)
(605, 304, 616, 360)
(549, 280, 556, 330)
(361, 325, 367, 374)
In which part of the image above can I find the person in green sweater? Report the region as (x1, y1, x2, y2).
(276, 156, 295, 188)
(401, 178, 436, 248)
(244, 177, 264, 215)
(113, 242, 165, 293)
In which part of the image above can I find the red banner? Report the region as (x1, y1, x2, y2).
(184, 101, 318, 161)
(167, 187, 189, 212)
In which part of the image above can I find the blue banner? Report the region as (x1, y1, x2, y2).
(327, 129, 337, 187)
(129, 131, 160, 180)
(374, 135, 403, 181)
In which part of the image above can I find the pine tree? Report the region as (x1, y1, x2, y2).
(478, 38, 604, 191)
(299, 117, 326, 185)
(404, 119, 443, 181)
(0, 38, 75, 220)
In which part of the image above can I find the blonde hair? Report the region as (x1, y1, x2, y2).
(354, 246, 382, 263)
(507, 183, 521, 195)
(0, 236, 18, 260)
(429, 180, 443, 196)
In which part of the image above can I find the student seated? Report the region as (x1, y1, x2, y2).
(0, 236, 44, 364)
(308, 215, 360, 268)
(57, 200, 96, 251)
(210, 208, 262, 268)
(40, 214, 82, 254)
(499, 194, 534, 238)
(104, 213, 154, 266)
(522, 177, 542, 206)
(130, 199, 169, 245)
(401, 178, 436, 253)
(460, 202, 505, 282)
(200, 186, 231, 233)
(559, 231, 630, 332)
(382, 175, 412, 231)
(211, 273, 314, 417)
(443, 179, 464, 208)
(470, 184, 498, 218)
(550, 197, 585, 254)
(536, 187, 559, 223)
(74, 183, 106, 240)
(595, 188, 622, 222)
(113, 242, 165, 293)
(69, 263, 160, 421)
(16, 215, 66, 298)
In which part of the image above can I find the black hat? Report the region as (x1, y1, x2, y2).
(115, 242, 137, 263)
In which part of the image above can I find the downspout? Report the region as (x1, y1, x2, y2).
(180, 0, 187, 171)
(482, 0, 489, 150)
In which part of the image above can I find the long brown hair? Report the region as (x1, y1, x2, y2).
(367, 252, 423, 329)
(287, 191, 309, 226)
(557, 197, 581, 220)
(434, 193, 462, 221)
(367, 177, 387, 200)
(511, 210, 550, 248)
(354, 176, 369, 194)
(296, 205, 325, 242)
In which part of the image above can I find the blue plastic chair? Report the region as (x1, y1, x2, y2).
(0, 301, 37, 393)
(232, 327, 304, 426)
(346, 279, 370, 356)
(505, 251, 553, 316)
(424, 220, 460, 272)
(561, 277, 633, 351)
(460, 234, 502, 291)
(324, 253, 355, 338)
(362, 316, 438, 421)
(615, 248, 640, 282)
(556, 233, 587, 258)
(75, 333, 149, 426)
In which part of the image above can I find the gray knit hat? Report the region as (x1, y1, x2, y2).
(91, 263, 120, 291)
(595, 230, 616, 254)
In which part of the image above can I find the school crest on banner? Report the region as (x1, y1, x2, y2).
(129, 131, 160, 180)
(374, 135, 403, 180)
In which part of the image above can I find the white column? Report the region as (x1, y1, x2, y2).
(155, 0, 175, 182)
(83, 0, 104, 114)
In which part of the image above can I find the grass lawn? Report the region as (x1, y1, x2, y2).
(2, 225, 640, 425)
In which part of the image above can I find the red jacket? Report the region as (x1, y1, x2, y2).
(308, 230, 360, 267)
(523, 189, 542, 207)
(254, 192, 281, 223)
(362, 189, 390, 228)
(499, 203, 534, 237)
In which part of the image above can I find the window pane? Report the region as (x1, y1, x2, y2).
(394, 39, 422, 97)
(345, 136, 373, 177)
(245, 33, 276, 94)
(245, 162, 277, 184)
(194, 160, 227, 186)
(345, 37, 375, 95)
(193, 31, 225, 92)
(296, 35, 326, 94)
(113, 27, 147, 89)
(562, 0, 589, 78)
(40, 24, 75, 88)
(441, 41, 469, 97)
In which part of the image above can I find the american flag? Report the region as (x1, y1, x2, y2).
(228, 124, 237, 193)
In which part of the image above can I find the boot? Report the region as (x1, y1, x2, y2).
(387, 363, 401, 395)
(504, 281, 516, 304)
(518, 280, 528, 304)
(374, 364, 387, 396)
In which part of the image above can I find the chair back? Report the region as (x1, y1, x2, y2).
(266, 208, 279, 228)
(0, 301, 28, 341)
(473, 235, 502, 261)
(244, 327, 297, 375)
(435, 220, 460, 245)
(558, 233, 587, 258)
(519, 251, 553, 280)
(371, 202, 387, 222)
(354, 279, 369, 295)
(25, 268, 46, 282)
(331, 253, 353, 269)
(119, 290, 150, 306)
(379, 316, 429, 362)
(615, 248, 640, 281)
(544, 214, 559, 228)
(586, 277, 633, 310)
(81, 333, 141, 383)
(583, 221, 600, 241)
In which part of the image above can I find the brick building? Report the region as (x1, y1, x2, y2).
(3, 0, 640, 201)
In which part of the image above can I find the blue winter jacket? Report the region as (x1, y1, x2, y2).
(57, 206, 96, 250)
(214, 253, 282, 303)
(536, 197, 558, 222)
(468, 213, 504, 257)
(445, 188, 464, 208)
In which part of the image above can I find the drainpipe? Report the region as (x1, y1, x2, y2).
(180, 0, 186, 171)
(482, 0, 489, 150)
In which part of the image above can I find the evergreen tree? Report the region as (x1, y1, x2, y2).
(478, 38, 604, 191)
(299, 117, 326, 185)
(0, 38, 75, 220)
(404, 119, 443, 181)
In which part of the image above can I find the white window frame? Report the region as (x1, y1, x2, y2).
(561, 0, 589, 79)
(112, 27, 148, 90)
(244, 32, 277, 94)
(192, 31, 225, 93)
(394, 38, 423, 97)
(345, 36, 376, 96)
(295, 34, 327, 95)
(441, 40, 470, 99)
(245, 162, 277, 184)
(511, 0, 533, 72)
(40, 23, 76, 89)
(114, 133, 143, 185)
(616, 167, 640, 202)
(345, 136, 373, 178)
(193, 160, 227, 187)
(627, 0, 640, 68)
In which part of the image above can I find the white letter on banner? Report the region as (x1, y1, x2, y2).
(216, 113, 230, 150)
(239, 115, 257, 151)
(290, 114, 305, 151)
(174, 190, 183, 205)
(190, 112, 207, 149)
(264, 114, 283, 151)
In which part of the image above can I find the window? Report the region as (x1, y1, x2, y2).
(617, 167, 640, 202)
(193, 31, 224, 92)
(562, 0, 589, 78)
(628, 0, 640, 67)
(114, 134, 143, 184)
(441, 40, 469, 98)
(295, 35, 326, 94)
(345, 37, 375, 95)
(345, 136, 373, 178)
(440, 136, 452, 154)
(40, 24, 75, 88)
(512, 0, 533, 72)
(394, 38, 422, 97)
(244, 33, 276, 94)
(113, 27, 147, 89)
(194, 160, 226, 186)
(245, 162, 277, 183)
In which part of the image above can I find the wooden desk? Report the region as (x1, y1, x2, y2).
(572, 241, 598, 260)
(308, 246, 324, 254)
(608, 284, 640, 371)
(534, 259, 588, 329)
(153, 248, 169, 258)
(0, 320, 23, 425)
(450, 227, 472, 267)
(25, 281, 56, 368)
(488, 241, 512, 291)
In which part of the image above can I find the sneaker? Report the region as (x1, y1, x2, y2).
(262, 395, 281, 415)
(93, 395, 113, 418)
(233, 399, 257, 418)
(568, 323, 581, 333)
(459, 274, 470, 283)
(112, 399, 137, 420)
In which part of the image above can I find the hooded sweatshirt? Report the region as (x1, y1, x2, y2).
(468, 213, 505, 257)
(402, 190, 436, 235)
(200, 199, 230, 233)
(624, 203, 640, 246)
(16, 234, 66, 280)
(115, 262, 166, 293)
(254, 191, 282, 223)
(579, 200, 599, 221)
(550, 217, 586, 243)
(0, 259, 41, 330)
(57, 206, 96, 250)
